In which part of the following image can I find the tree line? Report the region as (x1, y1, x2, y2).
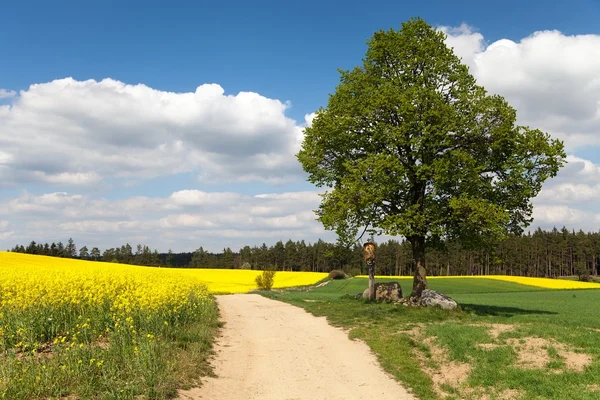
(8, 226, 600, 278)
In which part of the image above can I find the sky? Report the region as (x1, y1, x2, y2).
(1, 0, 600, 252)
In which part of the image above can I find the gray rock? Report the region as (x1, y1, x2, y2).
(418, 289, 457, 310)
(362, 282, 403, 302)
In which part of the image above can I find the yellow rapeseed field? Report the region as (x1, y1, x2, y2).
(483, 275, 600, 289)
(359, 274, 600, 289)
(0, 251, 326, 398)
(0, 252, 327, 299)
(177, 268, 328, 293)
(0, 252, 212, 351)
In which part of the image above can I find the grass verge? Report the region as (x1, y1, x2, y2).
(0, 299, 219, 400)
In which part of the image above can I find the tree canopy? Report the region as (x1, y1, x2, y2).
(297, 18, 566, 297)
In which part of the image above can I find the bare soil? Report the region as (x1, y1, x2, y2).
(507, 337, 592, 371)
(178, 294, 414, 400)
(472, 323, 516, 339)
(463, 387, 525, 400)
(588, 384, 600, 392)
(419, 337, 471, 397)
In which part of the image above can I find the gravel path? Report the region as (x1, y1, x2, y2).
(178, 294, 415, 400)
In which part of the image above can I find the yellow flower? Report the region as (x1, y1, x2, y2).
(0, 251, 326, 348)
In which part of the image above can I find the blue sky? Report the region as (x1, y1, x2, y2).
(1, 0, 600, 251)
(3, 0, 599, 123)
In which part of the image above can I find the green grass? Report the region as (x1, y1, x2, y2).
(262, 277, 600, 400)
(0, 300, 220, 400)
(279, 277, 546, 302)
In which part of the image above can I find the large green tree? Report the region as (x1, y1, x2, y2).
(297, 18, 566, 298)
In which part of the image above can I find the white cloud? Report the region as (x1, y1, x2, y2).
(303, 112, 318, 127)
(439, 24, 485, 70)
(0, 89, 16, 99)
(532, 204, 600, 228)
(441, 27, 600, 151)
(0, 220, 12, 242)
(4, 26, 600, 248)
(254, 191, 321, 202)
(0, 231, 14, 240)
(0, 78, 305, 187)
(557, 155, 600, 184)
(169, 190, 242, 207)
(536, 183, 600, 204)
(440, 26, 600, 232)
(0, 189, 329, 251)
(34, 172, 102, 186)
(534, 156, 600, 205)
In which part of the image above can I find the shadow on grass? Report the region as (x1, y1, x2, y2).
(460, 303, 558, 317)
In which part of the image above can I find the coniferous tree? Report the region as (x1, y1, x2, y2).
(79, 246, 89, 259)
(90, 247, 100, 260)
(65, 238, 77, 258)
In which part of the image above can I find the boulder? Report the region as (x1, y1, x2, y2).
(418, 289, 457, 310)
(362, 282, 403, 302)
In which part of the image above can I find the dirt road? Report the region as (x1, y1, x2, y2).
(178, 294, 414, 400)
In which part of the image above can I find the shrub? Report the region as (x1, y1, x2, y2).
(328, 270, 347, 280)
(579, 274, 600, 283)
(255, 270, 276, 290)
(348, 267, 362, 277)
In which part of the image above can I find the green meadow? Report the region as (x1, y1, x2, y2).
(262, 277, 600, 400)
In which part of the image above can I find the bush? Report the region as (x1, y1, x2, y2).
(579, 274, 600, 283)
(328, 270, 348, 280)
(579, 274, 592, 282)
(348, 267, 362, 277)
(256, 270, 276, 290)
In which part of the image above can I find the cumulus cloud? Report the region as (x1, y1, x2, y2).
(303, 112, 318, 128)
(532, 205, 600, 229)
(536, 183, 600, 204)
(0, 190, 330, 251)
(441, 27, 600, 151)
(0, 89, 16, 99)
(0, 231, 14, 240)
(0, 220, 12, 241)
(556, 155, 600, 184)
(0, 78, 305, 187)
(4, 25, 600, 247)
(532, 155, 600, 207)
(439, 24, 485, 69)
(437, 26, 600, 232)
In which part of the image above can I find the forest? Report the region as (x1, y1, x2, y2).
(8, 226, 600, 278)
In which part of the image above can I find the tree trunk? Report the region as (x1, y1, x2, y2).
(410, 236, 427, 298)
(368, 262, 375, 300)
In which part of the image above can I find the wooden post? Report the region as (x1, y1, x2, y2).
(364, 242, 376, 300)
